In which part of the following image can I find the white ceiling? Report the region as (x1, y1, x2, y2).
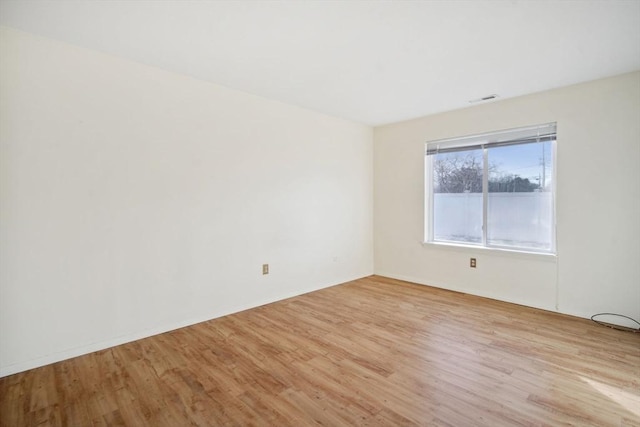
(1, 0, 639, 126)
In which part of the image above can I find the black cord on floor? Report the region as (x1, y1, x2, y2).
(590, 313, 640, 333)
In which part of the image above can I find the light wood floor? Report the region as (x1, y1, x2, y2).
(1, 275, 639, 426)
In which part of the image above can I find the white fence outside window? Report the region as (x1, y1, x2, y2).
(433, 192, 553, 249)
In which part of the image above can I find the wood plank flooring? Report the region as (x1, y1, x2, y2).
(1, 275, 639, 426)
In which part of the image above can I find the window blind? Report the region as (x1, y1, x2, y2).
(426, 123, 556, 155)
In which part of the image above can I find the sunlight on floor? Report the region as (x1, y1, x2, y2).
(581, 376, 640, 419)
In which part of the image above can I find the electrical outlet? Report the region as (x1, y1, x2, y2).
(470, 258, 477, 268)
(262, 264, 269, 275)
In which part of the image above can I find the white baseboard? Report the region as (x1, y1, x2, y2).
(373, 271, 558, 313)
(0, 273, 370, 378)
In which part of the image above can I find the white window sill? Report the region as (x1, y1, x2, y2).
(421, 241, 557, 262)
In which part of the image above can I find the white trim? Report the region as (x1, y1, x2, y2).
(0, 274, 369, 378)
(424, 153, 434, 243)
(551, 138, 558, 254)
(421, 240, 557, 262)
(482, 148, 489, 245)
(373, 272, 634, 330)
(373, 271, 558, 312)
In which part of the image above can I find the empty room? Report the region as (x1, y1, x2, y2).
(1, 1, 639, 426)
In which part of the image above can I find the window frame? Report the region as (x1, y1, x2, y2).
(424, 123, 557, 255)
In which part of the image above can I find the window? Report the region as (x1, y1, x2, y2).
(425, 123, 556, 253)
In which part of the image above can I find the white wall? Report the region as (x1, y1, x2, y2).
(0, 26, 374, 377)
(374, 72, 640, 325)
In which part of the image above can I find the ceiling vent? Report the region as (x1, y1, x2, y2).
(469, 94, 499, 103)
